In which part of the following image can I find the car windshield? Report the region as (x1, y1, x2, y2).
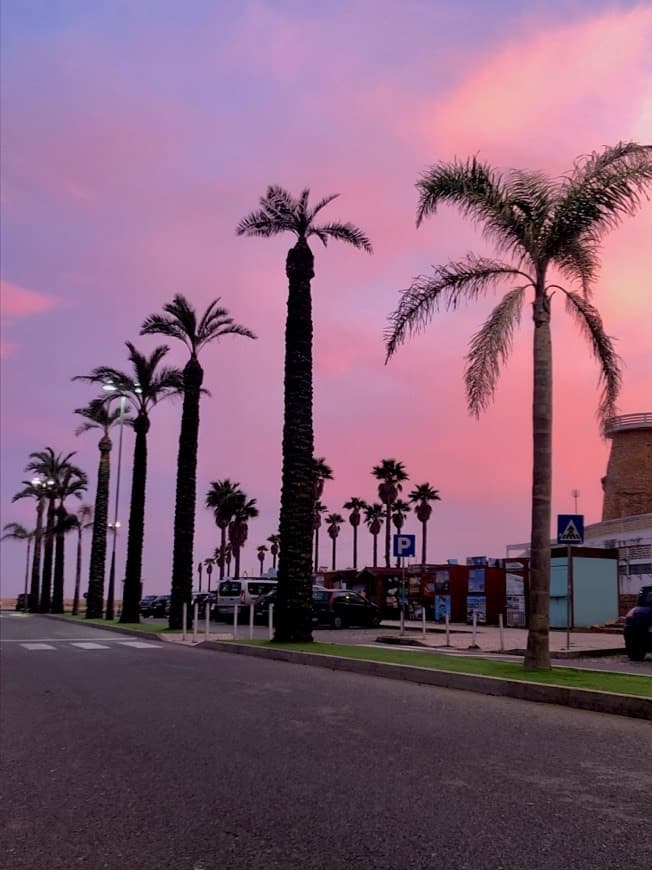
(639, 588, 652, 606)
(247, 582, 276, 596)
(219, 582, 241, 596)
(312, 590, 330, 604)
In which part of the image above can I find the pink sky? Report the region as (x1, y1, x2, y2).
(1, 1, 651, 597)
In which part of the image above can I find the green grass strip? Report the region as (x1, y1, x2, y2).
(58, 614, 180, 633)
(231, 640, 652, 698)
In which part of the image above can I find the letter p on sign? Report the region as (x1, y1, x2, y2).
(393, 534, 416, 558)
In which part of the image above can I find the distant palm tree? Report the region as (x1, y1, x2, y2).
(409, 483, 441, 568)
(228, 492, 259, 578)
(70, 504, 93, 616)
(343, 497, 367, 571)
(141, 294, 255, 629)
(385, 144, 652, 668)
(51, 465, 88, 613)
(11, 479, 51, 611)
(313, 500, 327, 572)
(267, 533, 280, 571)
(257, 544, 268, 575)
(75, 344, 183, 623)
(390, 499, 411, 567)
(203, 557, 216, 592)
(326, 513, 344, 570)
(238, 186, 371, 641)
(206, 479, 241, 580)
(74, 399, 128, 618)
(372, 459, 409, 568)
(1, 522, 34, 610)
(364, 502, 384, 569)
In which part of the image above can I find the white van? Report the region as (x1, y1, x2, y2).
(214, 578, 277, 618)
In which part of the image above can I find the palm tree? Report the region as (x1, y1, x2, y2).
(51, 465, 88, 613)
(391, 499, 411, 567)
(238, 187, 371, 641)
(74, 399, 127, 618)
(343, 497, 367, 571)
(206, 479, 241, 580)
(75, 343, 183, 623)
(257, 544, 268, 575)
(203, 556, 216, 592)
(228, 492, 259, 578)
(326, 512, 344, 570)
(69, 504, 93, 615)
(364, 502, 384, 568)
(267, 533, 280, 571)
(408, 483, 441, 568)
(312, 456, 333, 502)
(386, 143, 652, 669)
(141, 294, 255, 629)
(11, 479, 52, 611)
(1, 522, 34, 610)
(372, 459, 409, 568)
(313, 500, 327, 572)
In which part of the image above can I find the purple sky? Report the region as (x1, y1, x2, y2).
(1, 0, 651, 597)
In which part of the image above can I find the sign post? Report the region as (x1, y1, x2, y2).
(557, 515, 584, 650)
(393, 535, 416, 635)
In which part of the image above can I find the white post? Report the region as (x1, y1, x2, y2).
(445, 611, 450, 646)
(499, 613, 504, 652)
(472, 610, 478, 647)
(233, 605, 239, 640)
(193, 602, 198, 643)
(268, 603, 274, 640)
(249, 602, 254, 640)
(422, 605, 426, 637)
(205, 603, 210, 639)
(400, 607, 405, 637)
(182, 602, 187, 641)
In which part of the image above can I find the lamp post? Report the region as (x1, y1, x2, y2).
(571, 488, 580, 513)
(197, 561, 203, 593)
(103, 385, 127, 620)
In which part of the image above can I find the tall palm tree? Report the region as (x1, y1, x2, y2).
(75, 343, 183, 623)
(70, 504, 93, 616)
(267, 533, 280, 571)
(1, 522, 34, 610)
(326, 512, 344, 570)
(386, 143, 652, 669)
(141, 295, 255, 629)
(312, 456, 333, 502)
(313, 500, 327, 572)
(364, 502, 384, 569)
(238, 187, 372, 641)
(227, 492, 259, 578)
(408, 483, 441, 568)
(391, 499, 411, 567)
(11, 479, 52, 611)
(51, 466, 88, 613)
(343, 497, 367, 571)
(25, 449, 81, 613)
(206, 479, 241, 580)
(257, 544, 268, 575)
(372, 459, 409, 568)
(74, 399, 128, 618)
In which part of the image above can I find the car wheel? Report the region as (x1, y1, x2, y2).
(333, 614, 344, 630)
(625, 637, 647, 661)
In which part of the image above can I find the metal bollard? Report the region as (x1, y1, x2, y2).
(249, 602, 254, 640)
(445, 611, 450, 646)
(182, 602, 187, 641)
(472, 610, 478, 647)
(193, 602, 198, 643)
(233, 605, 239, 640)
(205, 602, 210, 639)
(499, 613, 504, 652)
(422, 606, 426, 637)
(268, 603, 274, 640)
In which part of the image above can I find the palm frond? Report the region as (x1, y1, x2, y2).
(236, 210, 283, 238)
(140, 313, 190, 347)
(465, 287, 526, 416)
(562, 290, 622, 424)
(309, 193, 340, 220)
(553, 237, 600, 297)
(311, 221, 372, 252)
(385, 256, 531, 360)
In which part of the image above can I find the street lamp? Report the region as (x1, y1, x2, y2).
(571, 489, 580, 513)
(103, 381, 127, 620)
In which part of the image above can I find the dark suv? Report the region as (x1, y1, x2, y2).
(140, 595, 170, 618)
(624, 585, 652, 661)
(312, 589, 381, 629)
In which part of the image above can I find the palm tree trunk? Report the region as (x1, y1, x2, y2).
(275, 239, 315, 642)
(421, 518, 427, 568)
(23, 538, 32, 611)
(234, 545, 241, 579)
(384, 502, 391, 568)
(120, 413, 150, 623)
(331, 536, 336, 570)
(72, 526, 83, 615)
(219, 526, 227, 580)
(314, 527, 319, 573)
(169, 355, 203, 630)
(353, 526, 358, 571)
(51, 504, 66, 613)
(30, 498, 44, 612)
(86, 435, 111, 618)
(372, 532, 378, 568)
(524, 287, 552, 670)
(39, 497, 56, 612)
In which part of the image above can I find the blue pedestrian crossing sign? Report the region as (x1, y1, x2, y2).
(393, 534, 416, 558)
(557, 514, 584, 545)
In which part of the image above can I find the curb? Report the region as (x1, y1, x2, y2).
(376, 635, 627, 658)
(40, 613, 165, 642)
(195, 640, 652, 721)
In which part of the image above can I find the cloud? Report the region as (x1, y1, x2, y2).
(1, 280, 59, 317)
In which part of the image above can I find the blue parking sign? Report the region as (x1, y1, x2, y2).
(393, 534, 416, 558)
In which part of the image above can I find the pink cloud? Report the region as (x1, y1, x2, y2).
(1, 280, 58, 316)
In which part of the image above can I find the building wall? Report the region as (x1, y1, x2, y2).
(602, 426, 652, 520)
(584, 514, 652, 602)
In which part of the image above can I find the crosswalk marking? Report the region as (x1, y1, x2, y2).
(117, 641, 160, 649)
(21, 643, 56, 650)
(70, 642, 111, 650)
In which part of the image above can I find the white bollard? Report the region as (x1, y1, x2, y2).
(445, 611, 450, 647)
(182, 602, 187, 641)
(268, 603, 274, 640)
(499, 613, 504, 652)
(233, 605, 239, 640)
(205, 603, 210, 639)
(400, 606, 405, 637)
(193, 602, 198, 643)
(249, 602, 254, 640)
(472, 610, 478, 647)
(422, 605, 426, 637)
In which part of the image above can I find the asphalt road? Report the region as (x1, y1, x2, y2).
(1, 613, 650, 870)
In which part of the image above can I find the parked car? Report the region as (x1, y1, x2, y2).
(191, 592, 216, 618)
(140, 595, 170, 618)
(15, 593, 31, 611)
(254, 586, 328, 626)
(213, 578, 277, 619)
(624, 585, 652, 661)
(313, 589, 381, 629)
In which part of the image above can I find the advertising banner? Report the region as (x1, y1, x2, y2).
(466, 595, 487, 623)
(434, 595, 451, 622)
(468, 568, 485, 594)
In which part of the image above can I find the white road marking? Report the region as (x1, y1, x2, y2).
(117, 641, 160, 649)
(21, 643, 56, 650)
(70, 642, 111, 650)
